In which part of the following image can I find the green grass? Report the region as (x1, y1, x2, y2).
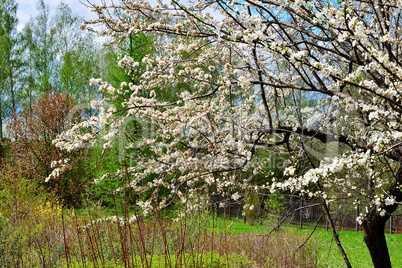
(307, 228, 402, 267)
(64, 208, 402, 267)
(209, 216, 402, 267)
(208, 216, 268, 234)
(65, 252, 255, 268)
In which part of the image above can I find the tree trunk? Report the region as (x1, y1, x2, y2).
(362, 164, 402, 268)
(362, 207, 392, 267)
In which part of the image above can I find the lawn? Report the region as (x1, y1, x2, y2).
(209, 216, 402, 267)
(310, 228, 402, 267)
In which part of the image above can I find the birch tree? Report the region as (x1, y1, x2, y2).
(21, 0, 102, 106)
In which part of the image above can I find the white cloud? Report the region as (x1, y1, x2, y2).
(16, 0, 101, 32)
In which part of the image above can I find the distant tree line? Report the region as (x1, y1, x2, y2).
(0, 0, 105, 143)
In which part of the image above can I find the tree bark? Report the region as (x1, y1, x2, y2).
(362, 164, 402, 268)
(363, 207, 392, 267)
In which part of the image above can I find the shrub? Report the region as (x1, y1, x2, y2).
(0, 165, 76, 267)
(5, 90, 88, 206)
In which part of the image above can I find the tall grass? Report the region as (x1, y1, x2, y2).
(2, 172, 402, 267)
(0, 187, 320, 267)
(0, 166, 320, 267)
(59, 211, 319, 268)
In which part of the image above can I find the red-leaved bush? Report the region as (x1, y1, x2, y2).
(4, 90, 88, 206)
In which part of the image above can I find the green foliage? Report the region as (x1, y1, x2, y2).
(53, 2, 102, 105)
(0, 137, 9, 158)
(105, 31, 181, 109)
(263, 194, 286, 225)
(0, 213, 25, 267)
(138, 252, 255, 268)
(86, 144, 125, 209)
(21, 0, 55, 93)
(66, 252, 254, 268)
(0, 168, 71, 267)
(88, 31, 183, 211)
(104, 32, 156, 107)
(20, 0, 102, 108)
(0, 0, 20, 139)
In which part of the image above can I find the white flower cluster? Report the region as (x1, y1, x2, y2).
(46, 158, 70, 183)
(82, 215, 138, 229)
(59, 0, 402, 224)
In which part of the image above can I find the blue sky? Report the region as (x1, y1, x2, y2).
(16, 0, 101, 31)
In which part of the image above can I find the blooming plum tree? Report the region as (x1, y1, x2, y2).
(55, 0, 402, 266)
